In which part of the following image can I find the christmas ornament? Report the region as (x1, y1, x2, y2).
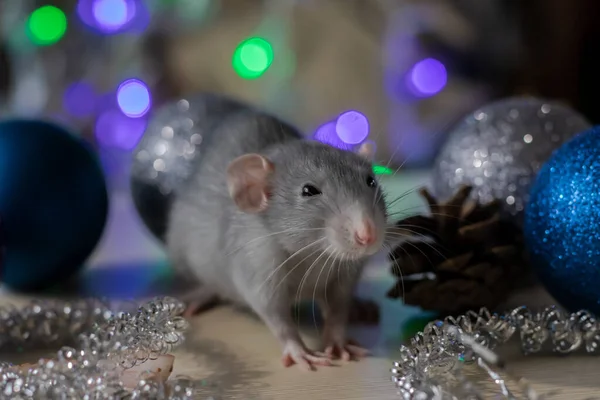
(0, 119, 108, 291)
(524, 126, 600, 315)
(388, 186, 525, 314)
(0, 296, 207, 399)
(391, 305, 600, 399)
(431, 97, 591, 225)
(130, 93, 249, 241)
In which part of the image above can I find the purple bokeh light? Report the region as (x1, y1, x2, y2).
(116, 78, 151, 118)
(93, 0, 130, 30)
(77, 0, 147, 34)
(63, 81, 97, 117)
(407, 58, 447, 97)
(336, 110, 369, 145)
(313, 121, 354, 151)
(95, 109, 147, 150)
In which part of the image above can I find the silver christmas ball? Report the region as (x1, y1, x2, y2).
(431, 97, 591, 224)
(130, 93, 250, 240)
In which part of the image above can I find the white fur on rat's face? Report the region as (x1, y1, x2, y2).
(264, 142, 388, 260)
(324, 198, 387, 259)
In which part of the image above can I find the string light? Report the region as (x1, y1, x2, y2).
(93, 0, 131, 30)
(336, 110, 369, 145)
(27, 5, 67, 46)
(373, 165, 394, 175)
(116, 78, 151, 118)
(95, 108, 147, 150)
(63, 82, 97, 118)
(313, 121, 353, 151)
(232, 37, 274, 79)
(77, 0, 144, 34)
(407, 58, 447, 97)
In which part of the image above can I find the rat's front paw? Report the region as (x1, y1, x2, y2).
(323, 337, 370, 361)
(281, 341, 333, 371)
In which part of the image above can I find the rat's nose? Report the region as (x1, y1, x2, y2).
(354, 218, 376, 247)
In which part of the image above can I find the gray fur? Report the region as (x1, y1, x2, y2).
(167, 110, 389, 360)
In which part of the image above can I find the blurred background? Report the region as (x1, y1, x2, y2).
(1, 0, 599, 295)
(3, 0, 600, 175)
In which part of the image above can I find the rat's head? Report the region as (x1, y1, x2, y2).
(226, 141, 388, 260)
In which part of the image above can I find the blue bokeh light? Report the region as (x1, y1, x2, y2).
(116, 78, 151, 118)
(93, 0, 129, 29)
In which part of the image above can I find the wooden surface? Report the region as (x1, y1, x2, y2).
(1, 172, 600, 399)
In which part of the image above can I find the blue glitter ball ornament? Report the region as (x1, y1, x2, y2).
(524, 126, 600, 314)
(0, 119, 108, 292)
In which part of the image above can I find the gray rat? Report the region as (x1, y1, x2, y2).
(167, 109, 393, 370)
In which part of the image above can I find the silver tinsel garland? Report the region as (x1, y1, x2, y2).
(0, 296, 207, 399)
(392, 306, 600, 399)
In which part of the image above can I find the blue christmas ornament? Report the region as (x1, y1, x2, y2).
(524, 126, 600, 314)
(0, 119, 108, 291)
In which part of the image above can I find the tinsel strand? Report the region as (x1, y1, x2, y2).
(392, 306, 600, 399)
(0, 296, 211, 399)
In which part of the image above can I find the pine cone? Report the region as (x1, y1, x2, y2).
(387, 185, 526, 315)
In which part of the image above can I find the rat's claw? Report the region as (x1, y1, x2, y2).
(281, 342, 334, 371)
(324, 339, 370, 361)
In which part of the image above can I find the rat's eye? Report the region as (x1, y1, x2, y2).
(302, 184, 322, 197)
(366, 176, 377, 188)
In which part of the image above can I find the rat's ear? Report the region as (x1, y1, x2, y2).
(355, 141, 375, 161)
(226, 153, 274, 213)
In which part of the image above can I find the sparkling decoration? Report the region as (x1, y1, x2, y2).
(524, 126, 600, 315)
(130, 93, 249, 240)
(232, 37, 274, 80)
(392, 306, 600, 399)
(27, 5, 68, 46)
(0, 296, 206, 399)
(431, 97, 591, 225)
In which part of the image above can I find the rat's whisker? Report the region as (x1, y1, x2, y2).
(383, 141, 405, 171)
(295, 245, 331, 328)
(272, 241, 327, 293)
(312, 248, 336, 333)
(323, 249, 340, 313)
(385, 229, 447, 259)
(387, 236, 442, 268)
(386, 185, 425, 207)
(383, 243, 406, 301)
(387, 117, 452, 179)
(260, 237, 327, 293)
(387, 224, 440, 238)
(225, 228, 326, 256)
(386, 210, 471, 222)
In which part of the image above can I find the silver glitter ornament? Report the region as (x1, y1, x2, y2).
(391, 306, 600, 399)
(431, 97, 591, 224)
(130, 94, 250, 240)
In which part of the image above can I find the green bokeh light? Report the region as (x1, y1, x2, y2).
(27, 5, 67, 46)
(373, 164, 394, 175)
(232, 37, 274, 79)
